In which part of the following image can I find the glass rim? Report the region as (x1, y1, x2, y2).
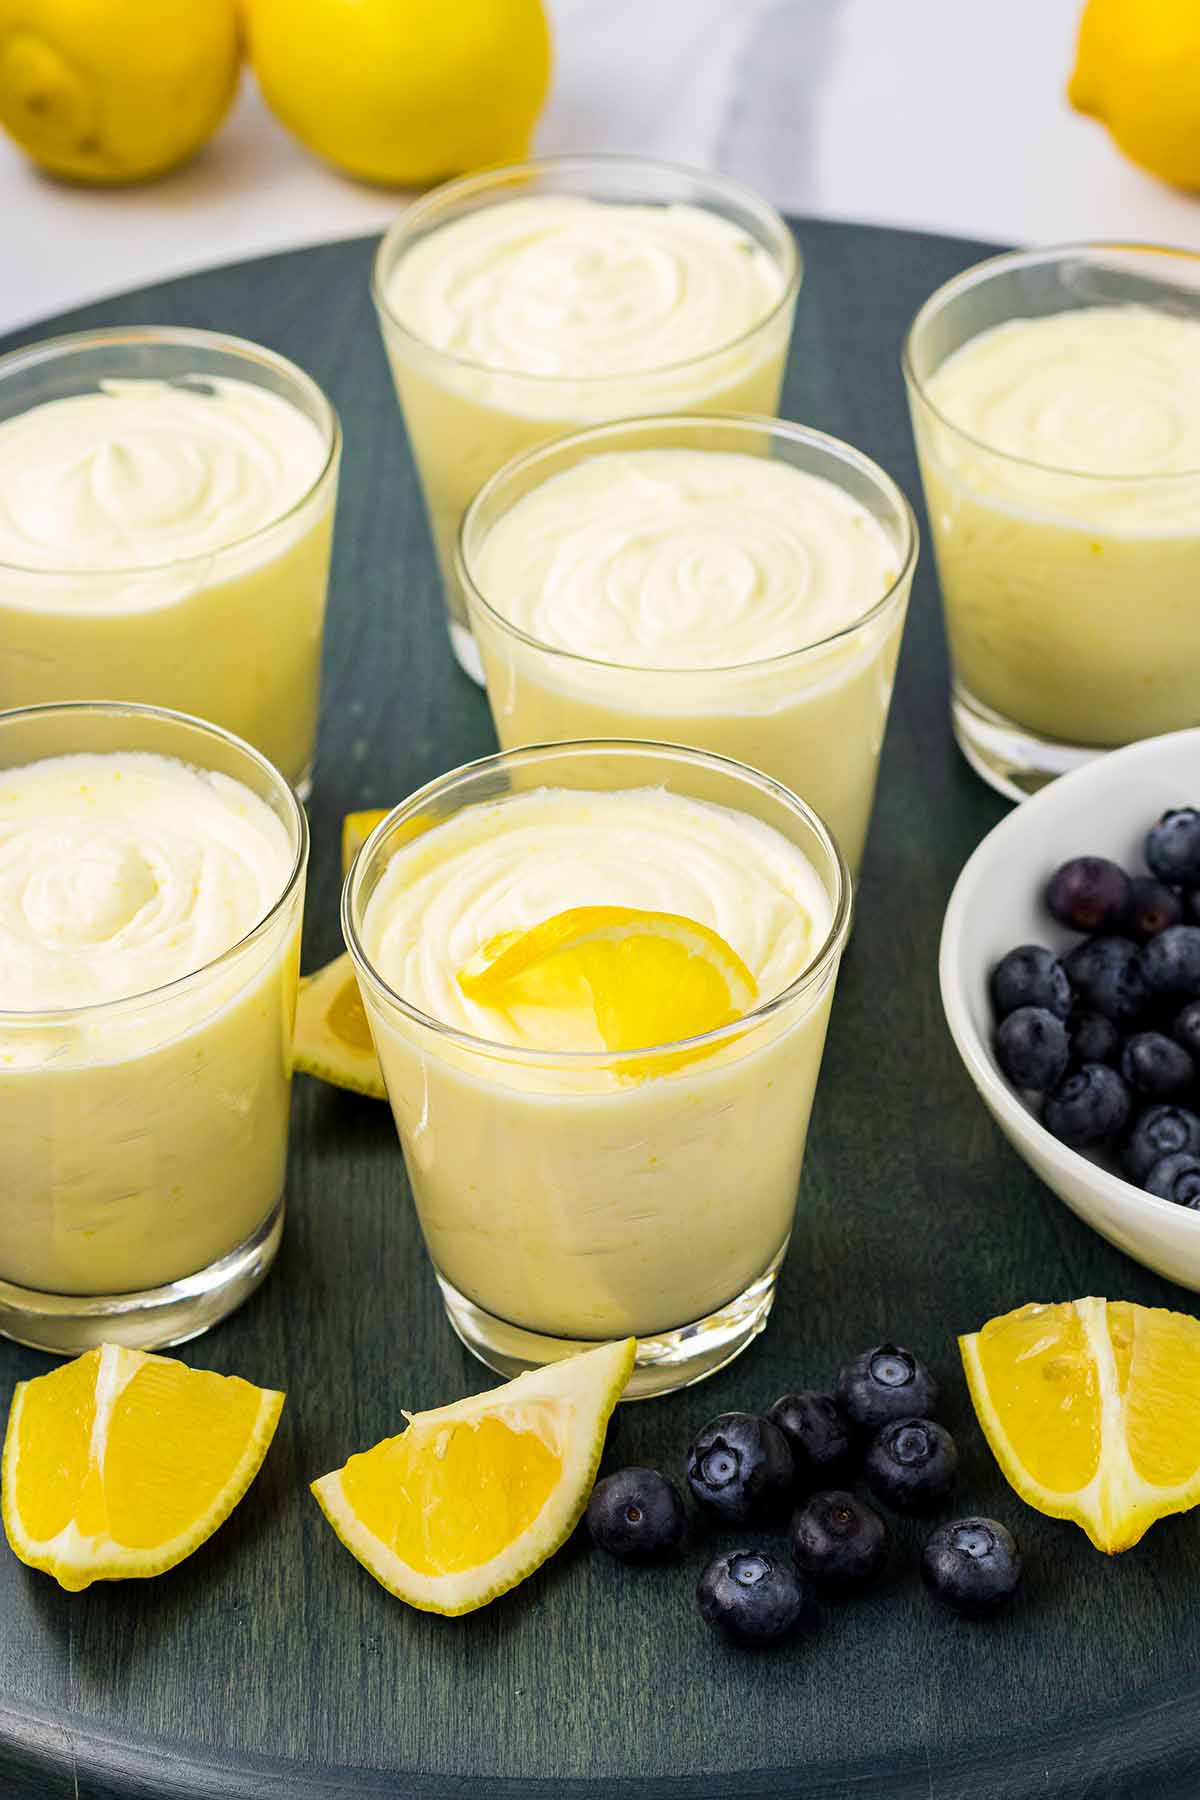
(0, 324, 342, 578)
(0, 700, 309, 1027)
(342, 736, 852, 1066)
(371, 152, 801, 385)
(456, 412, 918, 674)
(901, 239, 1200, 484)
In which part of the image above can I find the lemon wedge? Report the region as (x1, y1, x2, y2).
(961, 1297, 1200, 1553)
(2, 1344, 283, 1591)
(341, 808, 388, 878)
(293, 952, 386, 1100)
(311, 1337, 635, 1615)
(458, 906, 757, 1057)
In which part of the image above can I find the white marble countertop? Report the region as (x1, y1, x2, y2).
(6, 0, 1200, 336)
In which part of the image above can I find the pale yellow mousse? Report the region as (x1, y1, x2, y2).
(918, 304, 1200, 745)
(0, 752, 299, 1297)
(357, 785, 837, 1340)
(467, 449, 904, 871)
(378, 196, 793, 635)
(0, 379, 334, 784)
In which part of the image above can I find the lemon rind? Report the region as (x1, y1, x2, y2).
(310, 1337, 635, 1615)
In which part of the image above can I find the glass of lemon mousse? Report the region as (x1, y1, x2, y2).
(458, 415, 917, 876)
(0, 702, 308, 1354)
(372, 155, 800, 682)
(343, 740, 850, 1399)
(0, 327, 341, 796)
(904, 243, 1200, 799)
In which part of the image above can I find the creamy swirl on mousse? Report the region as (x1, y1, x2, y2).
(387, 197, 784, 378)
(0, 752, 292, 1016)
(0, 378, 327, 576)
(473, 449, 898, 667)
(362, 786, 829, 1050)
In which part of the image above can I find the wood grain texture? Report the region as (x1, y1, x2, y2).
(4, 222, 1200, 1799)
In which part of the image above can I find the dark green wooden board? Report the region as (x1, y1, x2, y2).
(4, 219, 1200, 1800)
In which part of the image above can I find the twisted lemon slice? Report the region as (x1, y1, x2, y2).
(458, 906, 757, 1056)
(3, 1345, 283, 1591)
(961, 1297, 1200, 1553)
(312, 1337, 635, 1615)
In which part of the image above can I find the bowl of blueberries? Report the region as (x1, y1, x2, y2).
(940, 728, 1200, 1290)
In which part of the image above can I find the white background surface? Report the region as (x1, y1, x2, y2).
(7, 0, 1200, 335)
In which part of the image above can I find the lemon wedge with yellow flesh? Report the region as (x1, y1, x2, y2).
(961, 1297, 1200, 1553)
(341, 808, 388, 878)
(294, 952, 386, 1099)
(2, 1345, 283, 1592)
(459, 906, 757, 1056)
(311, 1336, 635, 1615)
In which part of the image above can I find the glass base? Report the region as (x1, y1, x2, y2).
(0, 1201, 284, 1356)
(436, 1243, 786, 1401)
(448, 616, 486, 687)
(952, 682, 1105, 802)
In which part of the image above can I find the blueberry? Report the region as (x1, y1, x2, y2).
(1042, 1063, 1131, 1147)
(1173, 1000, 1200, 1060)
(685, 1413, 794, 1524)
(1145, 809, 1200, 887)
(1145, 1152, 1200, 1208)
(835, 1344, 939, 1433)
(586, 1467, 686, 1562)
(1064, 937, 1148, 1027)
(1127, 877, 1184, 944)
(995, 1007, 1069, 1090)
(767, 1392, 851, 1486)
(790, 1490, 888, 1595)
(990, 946, 1071, 1021)
(1121, 1105, 1200, 1184)
(1185, 891, 1200, 926)
(1120, 1031, 1195, 1101)
(1045, 856, 1131, 934)
(864, 1418, 958, 1513)
(1068, 1011, 1121, 1067)
(1141, 927, 1200, 1000)
(696, 1549, 810, 1648)
(921, 1517, 1022, 1619)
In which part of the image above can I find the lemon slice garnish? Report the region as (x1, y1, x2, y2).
(293, 952, 386, 1100)
(2, 1345, 283, 1591)
(341, 808, 389, 878)
(458, 906, 757, 1057)
(311, 1337, 635, 1615)
(961, 1297, 1200, 1553)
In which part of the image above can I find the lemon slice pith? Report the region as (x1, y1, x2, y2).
(961, 1297, 1200, 1553)
(311, 1336, 635, 1615)
(458, 906, 758, 1056)
(2, 1344, 284, 1592)
(294, 952, 387, 1099)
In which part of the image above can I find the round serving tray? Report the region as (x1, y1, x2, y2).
(3, 219, 1200, 1800)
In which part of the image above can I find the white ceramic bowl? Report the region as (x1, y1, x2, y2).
(940, 728, 1200, 1291)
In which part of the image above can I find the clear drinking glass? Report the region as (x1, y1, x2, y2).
(0, 703, 308, 1354)
(903, 243, 1200, 799)
(372, 155, 800, 683)
(343, 740, 850, 1399)
(458, 415, 917, 875)
(0, 327, 341, 798)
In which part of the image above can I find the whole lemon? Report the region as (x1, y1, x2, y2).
(0, 0, 241, 184)
(244, 0, 551, 187)
(1070, 0, 1200, 189)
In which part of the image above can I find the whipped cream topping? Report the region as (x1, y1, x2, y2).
(0, 378, 328, 573)
(387, 197, 784, 379)
(925, 305, 1200, 527)
(472, 449, 898, 667)
(361, 785, 830, 1051)
(0, 752, 293, 1012)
